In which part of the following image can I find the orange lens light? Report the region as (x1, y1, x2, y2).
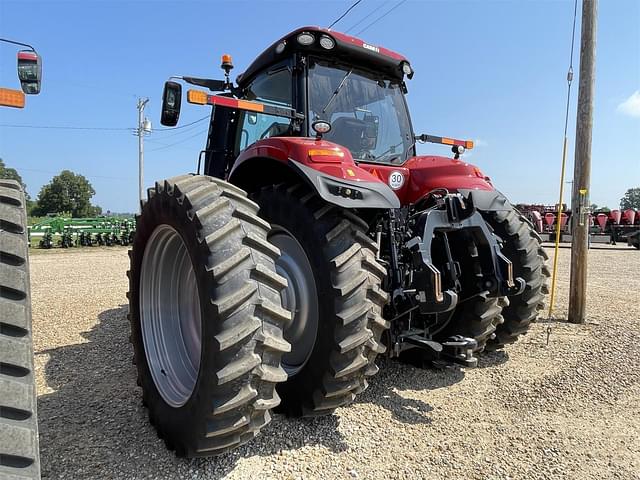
(308, 149, 345, 157)
(221, 54, 233, 65)
(441, 137, 454, 145)
(187, 89, 208, 105)
(465, 140, 474, 149)
(237, 99, 264, 113)
(0, 88, 25, 108)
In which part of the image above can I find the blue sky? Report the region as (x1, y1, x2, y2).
(1, 0, 638, 213)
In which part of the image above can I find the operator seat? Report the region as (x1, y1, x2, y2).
(325, 117, 365, 154)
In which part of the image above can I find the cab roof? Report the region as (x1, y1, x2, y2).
(236, 26, 411, 87)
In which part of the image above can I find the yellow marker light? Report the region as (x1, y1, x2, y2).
(308, 149, 344, 157)
(346, 168, 356, 177)
(187, 89, 208, 105)
(441, 137, 454, 145)
(465, 140, 474, 150)
(0, 88, 25, 108)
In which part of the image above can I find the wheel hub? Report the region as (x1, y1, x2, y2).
(140, 225, 202, 407)
(270, 228, 319, 377)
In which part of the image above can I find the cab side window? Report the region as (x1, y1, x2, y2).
(237, 65, 293, 152)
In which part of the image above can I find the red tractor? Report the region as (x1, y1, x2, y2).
(129, 27, 549, 457)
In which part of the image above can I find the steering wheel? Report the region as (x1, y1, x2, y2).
(260, 121, 289, 140)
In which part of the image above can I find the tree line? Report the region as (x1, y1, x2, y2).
(0, 158, 102, 217)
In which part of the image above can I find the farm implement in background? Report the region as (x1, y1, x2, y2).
(28, 216, 136, 248)
(517, 204, 640, 249)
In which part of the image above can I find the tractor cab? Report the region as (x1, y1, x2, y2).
(161, 27, 422, 178)
(231, 27, 416, 165)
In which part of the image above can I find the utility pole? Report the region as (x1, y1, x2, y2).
(136, 98, 150, 213)
(569, 0, 598, 324)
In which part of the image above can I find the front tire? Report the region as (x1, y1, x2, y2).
(0, 180, 40, 479)
(128, 175, 290, 457)
(252, 184, 388, 417)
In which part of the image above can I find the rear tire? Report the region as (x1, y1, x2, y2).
(436, 292, 502, 353)
(0, 179, 40, 479)
(128, 175, 290, 457)
(433, 240, 503, 353)
(483, 208, 550, 349)
(252, 184, 388, 417)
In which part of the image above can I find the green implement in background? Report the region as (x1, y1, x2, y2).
(28, 216, 135, 248)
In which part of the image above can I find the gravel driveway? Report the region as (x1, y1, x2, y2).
(29, 246, 640, 479)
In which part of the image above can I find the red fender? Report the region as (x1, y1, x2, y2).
(231, 137, 382, 184)
(231, 138, 495, 208)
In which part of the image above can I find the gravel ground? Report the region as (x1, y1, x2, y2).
(29, 245, 640, 479)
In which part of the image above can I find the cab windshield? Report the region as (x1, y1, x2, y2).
(308, 59, 413, 164)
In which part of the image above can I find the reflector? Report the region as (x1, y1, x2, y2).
(308, 149, 344, 157)
(187, 89, 208, 105)
(0, 88, 25, 108)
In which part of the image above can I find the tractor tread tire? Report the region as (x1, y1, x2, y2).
(433, 236, 504, 352)
(0, 180, 41, 480)
(441, 292, 503, 352)
(128, 175, 290, 457)
(252, 183, 388, 417)
(483, 208, 550, 349)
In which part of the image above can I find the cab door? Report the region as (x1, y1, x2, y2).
(203, 59, 295, 179)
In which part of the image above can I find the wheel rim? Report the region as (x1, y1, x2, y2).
(140, 225, 202, 407)
(270, 227, 319, 376)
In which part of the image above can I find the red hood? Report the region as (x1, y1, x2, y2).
(358, 155, 494, 206)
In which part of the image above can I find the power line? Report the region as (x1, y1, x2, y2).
(547, 0, 579, 319)
(145, 138, 172, 147)
(154, 115, 210, 131)
(563, 0, 579, 138)
(150, 121, 208, 140)
(354, 0, 408, 36)
(328, 0, 363, 30)
(0, 123, 131, 131)
(147, 129, 208, 152)
(345, 2, 386, 34)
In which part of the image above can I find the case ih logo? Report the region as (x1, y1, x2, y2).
(362, 42, 380, 53)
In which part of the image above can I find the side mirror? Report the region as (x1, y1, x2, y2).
(160, 81, 182, 126)
(17, 50, 42, 95)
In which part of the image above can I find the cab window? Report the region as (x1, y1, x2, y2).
(236, 64, 293, 153)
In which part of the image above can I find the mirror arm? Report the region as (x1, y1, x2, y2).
(182, 76, 227, 92)
(0, 37, 36, 52)
(171, 75, 241, 97)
